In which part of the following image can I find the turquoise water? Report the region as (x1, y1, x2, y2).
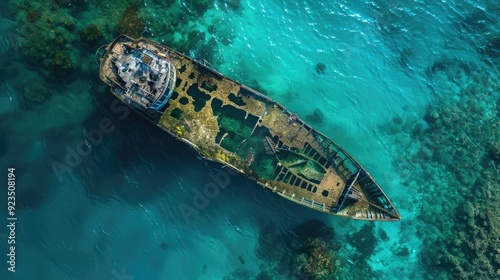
(0, 0, 498, 279)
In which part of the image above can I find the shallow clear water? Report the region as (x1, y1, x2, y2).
(0, 0, 498, 279)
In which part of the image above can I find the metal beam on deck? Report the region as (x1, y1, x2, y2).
(336, 170, 361, 213)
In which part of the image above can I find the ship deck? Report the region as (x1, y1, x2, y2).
(99, 35, 401, 221)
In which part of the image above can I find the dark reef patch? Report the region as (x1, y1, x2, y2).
(181, 31, 206, 54)
(27, 9, 42, 22)
(118, 4, 146, 38)
(293, 219, 334, 243)
(484, 37, 500, 58)
(198, 38, 220, 64)
(305, 109, 325, 124)
(80, 24, 104, 48)
(253, 219, 338, 279)
(459, 9, 491, 33)
(315, 62, 326, 75)
(185, 0, 214, 16)
(21, 78, 51, 108)
(346, 223, 377, 258)
(486, 141, 500, 164)
(160, 242, 168, 250)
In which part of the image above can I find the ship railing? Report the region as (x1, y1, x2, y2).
(193, 58, 226, 79)
(240, 84, 274, 104)
(336, 170, 361, 213)
(277, 191, 331, 212)
(149, 64, 175, 111)
(166, 62, 176, 92)
(148, 64, 174, 99)
(95, 44, 109, 65)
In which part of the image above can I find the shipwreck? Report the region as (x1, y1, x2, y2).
(97, 35, 401, 221)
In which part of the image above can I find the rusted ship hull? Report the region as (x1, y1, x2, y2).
(98, 35, 400, 221)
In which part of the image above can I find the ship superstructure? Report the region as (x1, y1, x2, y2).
(99, 35, 401, 221)
(99, 38, 176, 111)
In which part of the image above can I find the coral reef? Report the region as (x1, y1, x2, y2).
(185, 0, 214, 16)
(346, 223, 377, 258)
(255, 219, 337, 280)
(118, 4, 146, 38)
(197, 37, 222, 64)
(139, 0, 233, 68)
(80, 24, 104, 48)
(179, 30, 207, 54)
(9, 0, 226, 80)
(12, 1, 79, 78)
(305, 109, 325, 125)
(392, 245, 410, 257)
(384, 56, 500, 280)
(54, 0, 89, 9)
(27, 9, 42, 22)
(255, 223, 286, 261)
(21, 77, 51, 108)
(487, 140, 500, 164)
(223, 268, 252, 280)
(296, 238, 335, 280)
(378, 228, 389, 242)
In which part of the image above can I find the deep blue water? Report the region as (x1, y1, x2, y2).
(0, 0, 498, 279)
